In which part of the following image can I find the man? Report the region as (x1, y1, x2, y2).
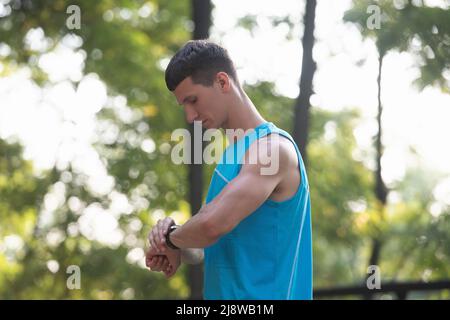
(146, 40, 312, 300)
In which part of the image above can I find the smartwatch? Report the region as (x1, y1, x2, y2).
(165, 224, 180, 250)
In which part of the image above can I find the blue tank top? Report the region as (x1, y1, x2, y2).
(203, 122, 313, 300)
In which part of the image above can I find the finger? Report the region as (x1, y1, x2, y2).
(158, 220, 165, 251)
(153, 256, 163, 272)
(148, 231, 155, 250)
(156, 220, 166, 252)
(148, 245, 158, 255)
(160, 218, 173, 249)
(154, 227, 164, 252)
(164, 265, 172, 278)
(155, 220, 162, 251)
(155, 256, 164, 271)
(163, 217, 174, 235)
(165, 265, 176, 278)
(156, 256, 167, 272)
(146, 258, 154, 269)
(160, 217, 170, 238)
(145, 253, 152, 268)
(163, 262, 172, 275)
(153, 256, 163, 271)
(155, 225, 165, 252)
(161, 259, 169, 271)
(152, 221, 161, 250)
(148, 256, 156, 270)
(150, 230, 160, 253)
(149, 256, 158, 270)
(149, 229, 155, 249)
(146, 251, 157, 268)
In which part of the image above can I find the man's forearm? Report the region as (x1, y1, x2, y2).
(180, 248, 204, 265)
(170, 205, 220, 248)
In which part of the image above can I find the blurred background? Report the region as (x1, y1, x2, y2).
(0, 0, 449, 299)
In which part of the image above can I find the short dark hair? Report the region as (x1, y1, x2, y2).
(165, 40, 239, 91)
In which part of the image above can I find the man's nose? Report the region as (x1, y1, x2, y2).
(185, 105, 199, 124)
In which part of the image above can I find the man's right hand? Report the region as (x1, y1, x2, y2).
(145, 246, 180, 278)
(146, 217, 182, 278)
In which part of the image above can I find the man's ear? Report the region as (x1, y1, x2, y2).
(216, 72, 231, 92)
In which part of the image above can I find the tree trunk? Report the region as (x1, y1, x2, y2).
(292, 0, 317, 165)
(188, 0, 212, 300)
(365, 53, 387, 300)
(375, 54, 387, 205)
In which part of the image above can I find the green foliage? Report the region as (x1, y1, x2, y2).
(338, 0, 450, 294)
(344, 0, 450, 90)
(0, 0, 193, 299)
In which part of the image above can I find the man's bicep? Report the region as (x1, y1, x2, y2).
(227, 135, 286, 212)
(234, 163, 281, 205)
(207, 163, 281, 234)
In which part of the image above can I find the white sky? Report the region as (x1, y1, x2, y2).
(0, 0, 449, 250)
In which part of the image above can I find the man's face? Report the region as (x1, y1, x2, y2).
(173, 76, 227, 129)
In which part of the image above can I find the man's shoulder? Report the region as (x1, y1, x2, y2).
(257, 133, 297, 159)
(243, 133, 297, 176)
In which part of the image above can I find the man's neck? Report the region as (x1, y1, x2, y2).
(222, 91, 266, 144)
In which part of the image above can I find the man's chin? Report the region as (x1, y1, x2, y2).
(202, 120, 221, 129)
(202, 120, 212, 129)
(205, 124, 219, 129)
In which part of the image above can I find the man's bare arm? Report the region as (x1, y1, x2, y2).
(169, 136, 287, 249)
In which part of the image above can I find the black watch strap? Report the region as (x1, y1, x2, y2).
(165, 224, 180, 250)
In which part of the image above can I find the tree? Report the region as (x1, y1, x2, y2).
(344, 0, 450, 296)
(187, 0, 212, 300)
(0, 0, 194, 298)
(292, 0, 317, 164)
